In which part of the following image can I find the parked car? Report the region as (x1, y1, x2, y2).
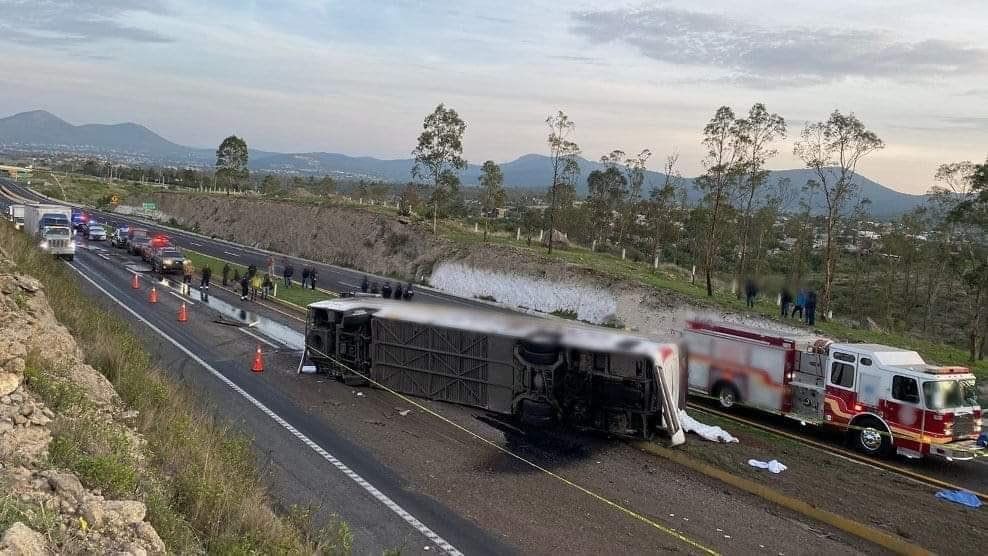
(111, 225, 130, 248)
(151, 247, 186, 274)
(87, 224, 107, 241)
(141, 235, 171, 261)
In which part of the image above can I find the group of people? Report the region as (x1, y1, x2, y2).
(780, 288, 818, 326)
(280, 262, 319, 290)
(361, 276, 413, 300)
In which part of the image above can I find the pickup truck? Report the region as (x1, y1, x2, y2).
(151, 246, 186, 274)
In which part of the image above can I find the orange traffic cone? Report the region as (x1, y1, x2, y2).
(251, 345, 264, 373)
(149, 286, 159, 304)
(177, 302, 188, 323)
(131, 273, 140, 289)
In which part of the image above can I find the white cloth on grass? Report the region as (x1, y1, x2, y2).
(748, 459, 787, 473)
(678, 410, 739, 443)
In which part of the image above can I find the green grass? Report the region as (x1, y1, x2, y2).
(1, 221, 347, 554)
(181, 249, 336, 308)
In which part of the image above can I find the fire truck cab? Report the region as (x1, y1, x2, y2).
(684, 321, 984, 460)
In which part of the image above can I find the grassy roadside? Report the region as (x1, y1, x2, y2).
(0, 221, 349, 553)
(181, 249, 335, 307)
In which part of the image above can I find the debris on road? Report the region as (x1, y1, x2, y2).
(679, 410, 738, 443)
(397, 409, 410, 416)
(748, 459, 787, 474)
(935, 490, 982, 509)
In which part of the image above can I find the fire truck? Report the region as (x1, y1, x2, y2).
(683, 321, 984, 460)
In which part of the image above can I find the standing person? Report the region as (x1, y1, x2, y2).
(300, 267, 310, 289)
(182, 259, 194, 296)
(221, 263, 230, 287)
(791, 289, 805, 320)
(744, 278, 757, 308)
(381, 282, 392, 298)
(806, 290, 818, 326)
(239, 273, 249, 301)
(360, 276, 369, 293)
(394, 282, 403, 300)
(262, 274, 273, 299)
(200, 265, 212, 301)
(266, 255, 275, 278)
(309, 268, 318, 290)
(283, 263, 294, 288)
(250, 272, 262, 301)
(780, 287, 793, 319)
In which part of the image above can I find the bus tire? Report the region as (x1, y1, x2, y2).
(850, 416, 892, 456)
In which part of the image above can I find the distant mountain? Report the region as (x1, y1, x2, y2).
(0, 110, 927, 216)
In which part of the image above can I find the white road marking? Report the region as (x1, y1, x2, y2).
(189, 241, 203, 246)
(64, 260, 462, 556)
(98, 254, 111, 260)
(168, 291, 195, 305)
(224, 251, 241, 257)
(239, 327, 279, 349)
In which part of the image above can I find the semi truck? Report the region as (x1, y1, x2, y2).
(22, 203, 76, 260)
(304, 298, 687, 444)
(6, 204, 25, 230)
(683, 320, 984, 460)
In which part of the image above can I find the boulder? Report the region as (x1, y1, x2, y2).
(133, 522, 165, 554)
(0, 522, 48, 556)
(103, 500, 146, 525)
(48, 472, 87, 505)
(0, 373, 20, 398)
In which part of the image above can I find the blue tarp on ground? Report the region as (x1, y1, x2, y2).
(936, 490, 982, 509)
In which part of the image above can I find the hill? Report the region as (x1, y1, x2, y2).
(0, 110, 926, 215)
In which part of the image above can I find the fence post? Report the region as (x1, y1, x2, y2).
(621, 248, 626, 260)
(516, 227, 520, 241)
(591, 239, 596, 252)
(474, 222, 478, 233)
(538, 229, 543, 242)
(653, 256, 659, 269)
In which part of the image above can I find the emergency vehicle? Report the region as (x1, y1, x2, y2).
(684, 321, 984, 460)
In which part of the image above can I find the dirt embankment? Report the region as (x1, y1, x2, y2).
(142, 193, 786, 340)
(0, 258, 165, 554)
(149, 192, 451, 279)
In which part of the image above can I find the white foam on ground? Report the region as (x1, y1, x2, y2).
(429, 262, 617, 324)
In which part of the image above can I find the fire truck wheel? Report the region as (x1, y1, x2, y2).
(714, 382, 740, 409)
(851, 417, 892, 456)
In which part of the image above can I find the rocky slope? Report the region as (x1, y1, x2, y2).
(0, 255, 165, 555)
(147, 192, 449, 279)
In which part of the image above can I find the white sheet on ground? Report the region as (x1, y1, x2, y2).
(678, 410, 738, 443)
(748, 459, 787, 473)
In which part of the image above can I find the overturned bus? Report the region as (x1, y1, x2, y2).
(303, 298, 686, 444)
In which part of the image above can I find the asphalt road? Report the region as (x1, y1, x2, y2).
(62, 241, 510, 555)
(0, 178, 501, 310)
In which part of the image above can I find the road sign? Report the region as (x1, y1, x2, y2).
(111, 195, 120, 205)
(142, 202, 156, 210)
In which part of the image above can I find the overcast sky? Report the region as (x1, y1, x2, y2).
(1, 0, 986, 193)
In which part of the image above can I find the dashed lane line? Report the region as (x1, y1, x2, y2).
(65, 259, 464, 556)
(168, 291, 195, 305)
(239, 326, 280, 349)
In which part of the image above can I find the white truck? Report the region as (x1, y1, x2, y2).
(22, 204, 76, 260)
(7, 204, 25, 230)
(684, 321, 984, 460)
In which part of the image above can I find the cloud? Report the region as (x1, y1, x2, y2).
(0, 0, 172, 45)
(571, 6, 988, 87)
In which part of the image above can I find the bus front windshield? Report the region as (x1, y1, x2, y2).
(923, 379, 978, 410)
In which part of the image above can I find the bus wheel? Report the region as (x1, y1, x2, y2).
(714, 382, 740, 409)
(851, 417, 892, 456)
